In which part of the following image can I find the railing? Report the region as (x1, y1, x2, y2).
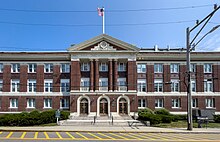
(80, 87, 89, 91)
(93, 115, 97, 125)
(99, 87, 108, 91)
(118, 86, 127, 91)
(109, 112, 113, 125)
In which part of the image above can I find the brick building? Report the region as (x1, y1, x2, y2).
(0, 34, 220, 116)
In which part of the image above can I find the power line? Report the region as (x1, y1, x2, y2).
(0, 4, 213, 13)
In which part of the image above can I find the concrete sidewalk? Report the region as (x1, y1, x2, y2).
(0, 125, 220, 133)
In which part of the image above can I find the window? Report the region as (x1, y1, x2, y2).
(99, 78, 108, 91)
(172, 98, 181, 108)
(11, 63, 20, 73)
(80, 78, 90, 91)
(27, 98, 35, 108)
(0, 63, 3, 72)
(192, 98, 198, 108)
(204, 63, 212, 73)
(190, 63, 196, 72)
(61, 79, 70, 92)
(138, 99, 146, 108)
(0, 80, 2, 92)
(61, 63, 70, 73)
(204, 79, 213, 92)
(118, 78, 127, 91)
(44, 80, 53, 92)
(137, 64, 146, 73)
(80, 63, 90, 71)
(99, 63, 108, 71)
(11, 80, 20, 92)
(44, 63, 53, 73)
(44, 98, 52, 108)
(191, 80, 196, 92)
(28, 63, 37, 73)
(171, 80, 179, 92)
(28, 80, 36, 92)
(170, 63, 179, 73)
(137, 79, 146, 92)
(155, 99, 164, 108)
(154, 63, 163, 73)
(206, 98, 215, 108)
(154, 79, 163, 92)
(118, 62, 126, 71)
(10, 98, 18, 108)
(60, 98, 69, 109)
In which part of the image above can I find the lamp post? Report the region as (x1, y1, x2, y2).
(186, 4, 220, 131)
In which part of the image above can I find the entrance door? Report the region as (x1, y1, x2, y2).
(100, 98, 108, 115)
(80, 98, 88, 115)
(119, 98, 127, 115)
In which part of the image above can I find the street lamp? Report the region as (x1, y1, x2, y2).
(186, 4, 220, 131)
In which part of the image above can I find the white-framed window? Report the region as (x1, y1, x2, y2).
(61, 79, 70, 92)
(204, 63, 212, 73)
(170, 63, 179, 73)
(11, 79, 20, 92)
(172, 98, 181, 108)
(99, 63, 108, 71)
(0, 80, 2, 92)
(99, 78, 108, 91)
(80, 63, 90, 71)
(192, 98, 198, 108)
(154, 63, 163, 73)
(11, 63, 20, 73)
(28, 79, 36, 92)
(138, 99, 146, 108)
(191, 80, 196, 92)
(60, 98, 69, 109)
(27, 98, 35, 108)
(155, 98, 164, 108)
(171, 80, 179, 92)
(137, 79, 146, 92)
(61, 63, 70, 73)
(204, 79, 213, 92)
(205, 98, 215, 108)
(10, 98, 18, 108)
(118, 62, 126, 71)
(117, 78, 127, 91)
(0, 63, 3, 73)
(28, 63, 37, 73)
(190, 63, 196, 73)
(44, 79, 53, 92)
(154, 79, 163, 92)
(137, 64, 146, 73)
(44, 63, 53, 73)
(44, 98, 52, 108)
(80, 78, 90, 91)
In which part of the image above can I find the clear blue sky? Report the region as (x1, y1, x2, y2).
(0, 0, 220, 51)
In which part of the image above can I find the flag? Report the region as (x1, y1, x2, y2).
(97, 7, 104, 16)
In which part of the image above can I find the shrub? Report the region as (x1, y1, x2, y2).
(155, 108, 170, 115)
(159, 115, 173, 123)
(60, 111, 70, 120)
(214, 115, 220, 123)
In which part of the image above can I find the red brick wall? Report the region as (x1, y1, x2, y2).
(179, 65, 187, 92)
(147, 65, 154, 92)
(53, 65, 60, 92)
(71, 61, 81, 90)
(163, 65, 171, 92)
(3, 65, 11, 92)
(36, 65, 44, 92)
(196, 65, 204, 92)
(20, 65, 27, 92)
(213, 65, 220, 92)
(127, 61, 137, 90)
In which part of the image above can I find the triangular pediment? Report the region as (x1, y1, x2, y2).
(67, 34, 139, 52)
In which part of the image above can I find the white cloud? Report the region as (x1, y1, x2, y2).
(197, 33, 220, 51)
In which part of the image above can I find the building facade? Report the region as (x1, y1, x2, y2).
(0, 34, 220, 116)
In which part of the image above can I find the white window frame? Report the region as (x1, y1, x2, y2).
(171, 79, 179, 92)
(137, 79, 146, 92)
(44, 79, 53, 92)
(99, 63, 108, 72)
(61, 63, 70, 73)
(0, 80, 2, 92)
(204, 63, 212, 73)
(117, 78, 127, 91)
(154, 63, 163, 73)
(0, 63, 3, 73)
(11, 63, 20, 73)
(27, 98, 36, 108)
(138, 99, 146, 108)
(11, 79, 20, 92)
(81, 63, 90, 71)
(205, 98, 215, 108)
(137, 64, 146, 73)
(28, 63, 37, 73)
(191, 80, 196, 92)
(44, 98, 52, 108)
(61, 79, 70, 92)
(154, 79, 163, 92)
(99, 78, 108, 91)
(204, 79, 213, 92)
(44, 63, 53, 73)
(155, 99, 164, 108)
(192, 98, 198, 108)
(28, 79, 36, 92)
(10, 98, 18, 108)
(172, 98, 181, 108)
(118, 62, 126, 72)
(80, 78, 90, 91)
(190, 63, 196, 72)
(170, 63, 179, 73)
(60, 98, 69, 109)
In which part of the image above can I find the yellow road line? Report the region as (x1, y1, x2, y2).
(6, 132, 13, 139)
(20, 132, 27, 139)
(98, 133, 116, 140)
(76, 132, 88, 139)
(56, 132, 63, 139)
(122, 133, 142, 140)
(109, 133, 129, 140)
(0, 131, 2, 134)
(88, 132, 102, 140)
(66, 132, 75, 139)
(44, 132, 49, 139)
(140, 133, 156, 140)
(34, 132, 38, 139)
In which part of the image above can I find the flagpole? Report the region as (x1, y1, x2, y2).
(102, 8, 105, 34)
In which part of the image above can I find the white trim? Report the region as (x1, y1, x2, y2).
(77, 96, 91, 116)
(0, 92, 70, 96)
(96, 95, 110, 116)
(117, 95, 130, 115)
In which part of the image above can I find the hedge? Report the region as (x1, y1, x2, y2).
(214, 115, 220, 123)
(0, 110, 70, 126)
